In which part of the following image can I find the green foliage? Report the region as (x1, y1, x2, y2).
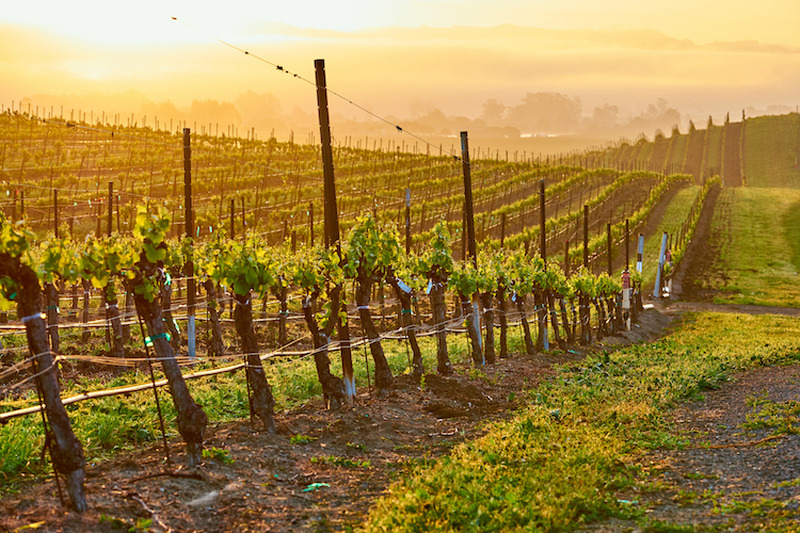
(570, 266, 597, 298)
(202, 446, 235, 464)
(343, 215, 402, 281)
(130, 204, 171, 302)
(310, 455, 371, 468)
(79, 234, 137, 291)
(363, 312, 800, 531)
(133, 204, 170, 264)
(0, 215, 36, 310)
(417, 221, 454, 283)
(215, 234, 274, 297)
(34, 235, 82, 285)
(448, 261, 485, 297)
(290, 434, 317, 445)
(0, 215, 33, 260)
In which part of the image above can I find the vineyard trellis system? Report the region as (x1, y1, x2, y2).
(0, 103, 718, 513)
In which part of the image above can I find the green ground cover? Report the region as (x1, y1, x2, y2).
(708, 187, 800, 307)
(0, 323, 522, 486)
(743, 114, 800, 188)
(633, 185, 700, 290)
(704, 126, 725, 175)
(363, 312, 800, 532)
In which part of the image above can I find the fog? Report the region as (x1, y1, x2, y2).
(3, 22, 798, 153)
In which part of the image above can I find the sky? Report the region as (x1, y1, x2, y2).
(1, 0, 799, 142)
(4, 0, 799, 45)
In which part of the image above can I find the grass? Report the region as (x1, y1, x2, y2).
(706, 187, 800, 307)
(0, 318, 530, 487)
(704, 125, 725, 174)
(668, 133, 689, 169)
(743, 113, 800, 188)
(636, 185, 700, 289)
(361, 312, 800, 531)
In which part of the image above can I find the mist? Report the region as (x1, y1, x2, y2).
(3, 22, 798, 154)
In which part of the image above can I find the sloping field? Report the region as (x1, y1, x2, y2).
(638, 185, 700, 289)
(683, 127, 706, 183)
(648, 134, 671, 172)
(743, 113, 800, 187)
(689, 187, 800, 307)
(703, 124, 724, 178)
(666, 131, 688, 173)
(722, 121, 743, 187)
(595, 114, 799, 189)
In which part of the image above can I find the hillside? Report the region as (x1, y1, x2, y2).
(591, 112, 800, 188)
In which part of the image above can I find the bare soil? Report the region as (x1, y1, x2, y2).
(0, 311, 670, 533)
(582, 359, 800, 532)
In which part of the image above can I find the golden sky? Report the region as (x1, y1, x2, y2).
(1, 0, 798, 139)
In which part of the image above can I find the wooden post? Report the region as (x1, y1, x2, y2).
(116, 193, 121, 233)
(500, 212, 506, 248)
(229, 198, 235, 239)
(461, 202, 467, 262)
(461, 132, 477, 266)
(405, 188, 411, 255)
(315, 58, 353, 400)
(564, 238, 570, 278)
(539, 179, 546, 264)
(316, 59, 341, 248)
(607, 222, 612, 275)
(583, 204, 589, 269)
(53, 189, 58, 238)
(309, 202, 314, 246)
(580, 204, 591, 344)
(183, 128, 196, 361)
(625, 219, 630, 271)
(107, 182, 113, 237)
(461, 131, 482, 363)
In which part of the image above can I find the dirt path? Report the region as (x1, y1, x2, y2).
(581, 178, 800, 531)
(582, 361, 800, 532)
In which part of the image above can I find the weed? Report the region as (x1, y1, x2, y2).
(683, 472, 719, 481)
(289, 434, 316, 445)
(310, 455, 371, 468)
(741, 396, 800, 437)
(202, 447, 234, 465)
(641, 519, 697, 533)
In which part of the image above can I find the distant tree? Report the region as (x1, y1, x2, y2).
(189, 99, 241, 130)
(689, 120, 696, 133)
(507, 92, 582, 135)
(481, 99, 507, 126)
(235, 90, 286, 133)
(586, 104, 620, 132)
